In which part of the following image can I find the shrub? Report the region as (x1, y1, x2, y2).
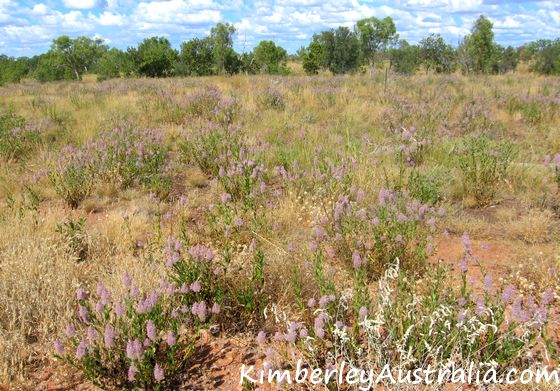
(91, 126, 170, 192)
(181, 122, 267, 209)
(55, 217, 89, 262)
(54, 241, 222, 389)
(456, 134, 516, 206)
(255, 251, 556, 387)
(46, 126, 172, 206)
(326, 188, 440, 276)
(47, 145, 95, 209)
(256, 86, 285, 111)
(0, 112, 40, 161)
(408, 170, 441, 205)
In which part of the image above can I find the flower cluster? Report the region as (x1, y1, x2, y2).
(0, 111, 42, 161)
(54, 240, 222, 389)
(255, 256, 556, 386)
(43, 125, 171, 207)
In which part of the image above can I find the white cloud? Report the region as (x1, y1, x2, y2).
(133, 0, 222, 26)
(63, 0, 102, 9)
(41, 10, 94, 31)
(31, 3, 49, 15)
(93, 11, 126, 26)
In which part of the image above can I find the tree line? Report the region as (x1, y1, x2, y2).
(1, 15, 559, 84)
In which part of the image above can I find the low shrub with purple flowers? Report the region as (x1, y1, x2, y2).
(456, 133, 516, 206)
(45, 125, 171, 207)
(54, 240, 223, 389)
(254, 244, 557, 387)
(317, 186, 440, 277)
(47, 144, 95, 209)
(0, 111, 41, 161)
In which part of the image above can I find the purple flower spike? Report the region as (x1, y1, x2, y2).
(53, 340, 64, 355)
(147, 320, 157, 341)
(154, 363, 164, 382)
(128, 363, 137, 381)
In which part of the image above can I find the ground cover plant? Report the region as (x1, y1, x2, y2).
(0, 71, 560, 390)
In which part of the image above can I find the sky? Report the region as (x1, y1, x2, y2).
(1, 0, 560, 57)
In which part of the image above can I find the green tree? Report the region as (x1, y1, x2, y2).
(131, 36, 177, 77)
(531, 39, 560, 75)
(356, 16, 398, 68)
(32, 52, 74, 82)
(301, 41, 323, 75)
(461, 15, 497, 74)
(176, 37, 214, 76)
(0, 56, 30, 84)
(389, 40, 420, 75)
(419, 33, 455, 73)
(210, 23, 237, 74)
(50, 35, 107, 80)
(95, 48, 135, 81)
(253, 40, 289, 74)
(497, 45, 518, 74)
(313, 27, 361, 75)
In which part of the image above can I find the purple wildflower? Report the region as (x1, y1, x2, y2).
(352, 251, 362, 269)
(53, 340, 64, 355)
(154, 363, 164, 382)
(65, 324, 76, 338)
(147, 320, 157, 341)
(166, 331, 176, 346)
(128, 363, 137, 381)
(256, 331, 266, 344)
(104, 325, 115, 348)
(76, 339, 87, 359)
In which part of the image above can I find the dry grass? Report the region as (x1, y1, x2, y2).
(1, 73, 560, 387)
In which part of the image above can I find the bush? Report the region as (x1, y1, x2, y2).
(0, 112, 40, 161)
(456, 134, 516, 206)
(54, 241, 222, 389)
(48, 145, 95, 209)
(181, 122, 266, 209)
(254, 250, 556, 387)
(91, 127, 171, 197)
(256, 86, 285, 111)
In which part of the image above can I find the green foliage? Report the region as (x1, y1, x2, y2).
(253, 40, 289, 75)
(356, 16, 398, 67)
(50, 35, 108, 81)
(131, 37, 177, 77)
(498, 45, 519, 73)
(96, 48, 135, 81)
(0, 112, 40, 161)
(419, 33, 455, 73)
(301, 41, 322, 75)
(0, 55, 30, 84)
(311, 27, 361, 75)
(530, 39, 560, 75)
(389, 40, 420, 75)
(408, 170, 441, 205)
(459, 15, 500, 74)
(176, 37, 214, 76)
(32, 52, 75, 82)
(456, 134, 516, 206)
(210, 23, 237, 75)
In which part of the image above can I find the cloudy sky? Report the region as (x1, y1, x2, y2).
(1, 0, 559, 56)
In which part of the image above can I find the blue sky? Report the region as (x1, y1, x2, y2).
(1, 0, 559, 56)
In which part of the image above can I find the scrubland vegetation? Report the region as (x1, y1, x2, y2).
(1, 69, 559, 389)
(1, 12, 560, 391)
